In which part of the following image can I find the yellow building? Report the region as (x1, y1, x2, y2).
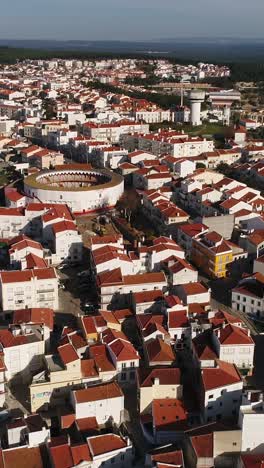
(191, 231, 233, 278)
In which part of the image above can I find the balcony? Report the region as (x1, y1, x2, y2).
(37, 289, 54, 294)
(37, 297, 55, 302)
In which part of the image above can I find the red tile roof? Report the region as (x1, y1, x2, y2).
(87, 434, 127, 457)
(136, 314, 164, 331)
(151, 449, 184, 466)
(109, 339, 139, 361)
(180, 282, 209, 296)
(168, 310, 189, 329)
(52, 220, 78, 234)
(73, 381, 123, 404)
(58, 343, 79, 365)
(241, 454, 264, 468)
(49, 442, 73, 468)
(81, 359, 98, 379)
(201, 360, 242, 391)
(12, 307, 54, 330)
(152, 398, 188, 431)
(2, 446, 44, 468)
(70, 444, 92, 465)
(0, 268, 56, 284)
(216, 324, 254, 345)
(25, 253, 48, 269)
(75, 417, 98, 433)
(191, 433, 213, 458)
(138, 367, 181, 387)
(133, 289, 164, 304)
(146, 338, 175, 364)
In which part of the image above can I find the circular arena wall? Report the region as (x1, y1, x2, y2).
(24, 166, 124, 214)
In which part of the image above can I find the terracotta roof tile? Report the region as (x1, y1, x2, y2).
(73, 381, 123, 404)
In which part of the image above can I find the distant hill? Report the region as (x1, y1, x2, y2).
(0, 38, 264, 62)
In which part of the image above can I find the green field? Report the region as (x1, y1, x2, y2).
(149, 121, 227, 137)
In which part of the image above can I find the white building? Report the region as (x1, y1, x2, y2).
(212, 324, 255, 369)
(102, 328, 140, 384)
(71, 381, 124, 425)
(0, 207, 28, 239)
(9, 237, 44, 270)
(97, 268, 167, 309)
(0, 328, 45, 381)
(51, 220, 83, 264)
(239, 394, 264, 453)
(232, 273, 264, 318)
(87, 434, 133, 468)
(201, 360, 243, 423)
(137, 367, 182, 415)
(0, 268, 59, 314)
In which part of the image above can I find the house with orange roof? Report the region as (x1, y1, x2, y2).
(132, 289, 164, 315)
(97, 268, 167, 309)
(212, 324, 255, 369)
(192, 331, 218, 368)
(200, 360, 243, 423)
(191, 231, 233, 278)
(71, 381, 124, 424)
(51, 219, 83, 264)
(5, 188, 26, 209)
(0, 327, 45, 382)
(12, 307, 54, 351)
(176, 281, 211, 306)
(147, 238, 185, 272)
(8, 237, 44, 270)
(177, 223, 209, 259)
(147, 446, 185, 468)
(232, 272, 264, 319)
(87, 433, 133, 466)
(137, 367, 182, 415)
(0, 268, 59, 314)
(0, 207, 28, 239)
(92, 245, 134, 275)
(145, 337, 176, 367)
(162, 255, 198, 285)
(102, 327, 140, 384)
(152, 398, 188, 444)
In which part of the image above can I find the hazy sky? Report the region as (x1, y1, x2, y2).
(1, 0, 264, 41)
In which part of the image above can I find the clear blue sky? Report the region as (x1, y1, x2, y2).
(1, 0, 264, 41)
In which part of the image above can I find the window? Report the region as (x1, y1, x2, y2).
(121, 373, 126, 381)
(208, 394, 214, 399)
(208, 406, 213, 410)
(251, 299, 254, 305)
(130, 362, 135, 368)
(243, 297, 246, 302)
(237, 295, 240, 300)
(111, 458, 115, 464)
(121, 454, 125, 461)
(121, 363, 126, 369)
